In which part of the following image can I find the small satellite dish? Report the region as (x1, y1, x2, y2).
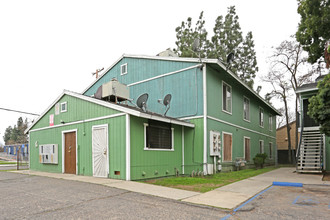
(192, 38, 200, 52)
(227, 52, 234, 64)
(163, 94, 172, 116)
(136, 93, 149, 112)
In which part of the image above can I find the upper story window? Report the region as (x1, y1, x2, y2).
(259, 107, 264, 127)
(144, 120, 174, 150)
(60, 102, 67, 113)
(222, 82, 232, 114)
(269, 115, 273, 131)
(121, 63, 128, 75)
(243, 97, 250, 121)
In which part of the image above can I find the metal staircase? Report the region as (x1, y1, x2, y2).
(296, 128, 325, 173)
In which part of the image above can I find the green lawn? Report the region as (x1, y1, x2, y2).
(142, 167, 277, 193)
(0, 161, 17, 165)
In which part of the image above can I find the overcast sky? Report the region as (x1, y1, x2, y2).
(0, 0, 300, 144)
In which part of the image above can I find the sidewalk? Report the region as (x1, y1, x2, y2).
(12, 167, 330, 210)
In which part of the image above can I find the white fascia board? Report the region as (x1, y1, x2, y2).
(25, 90, 67, 134)
(295, 87, 318, 94)
(138, 112, 195, 128)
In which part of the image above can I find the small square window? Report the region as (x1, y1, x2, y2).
(144, 120, 174, 150)
(121, 63, 127, 75)
(60, 102, 67, 113)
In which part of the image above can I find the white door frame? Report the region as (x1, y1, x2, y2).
(62, 129, 78, 174)
(92, 124, 109, 178)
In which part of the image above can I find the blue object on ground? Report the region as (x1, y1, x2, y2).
(273, 181, 303, 187)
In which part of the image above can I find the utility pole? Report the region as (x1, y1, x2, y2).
(92, 67, 104, 79)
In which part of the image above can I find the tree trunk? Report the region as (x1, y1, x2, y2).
(284, 98, 292, 164)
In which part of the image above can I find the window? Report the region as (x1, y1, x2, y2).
(269, 115, 273, 131)
(244, 137, 250, 161)
(121, 63, 127, 75)
(223, 132, 232, 161)
(259, 140, 264, 153)
(259, 107, 264, 127)
(243, 97, 250, 121)
(222, 82, 232, 113)
(144, 120, 174, 150)
(60, 102, 67, 113)
(269, 142, 273, 159)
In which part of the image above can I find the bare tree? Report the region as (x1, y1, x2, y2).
(267, 38, 315, 163)
(264, 70, 294, 163)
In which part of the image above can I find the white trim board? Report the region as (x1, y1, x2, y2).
(26, 90, 194, 133)
(207, 116, 276, 139)
(126, 114, 130, 181)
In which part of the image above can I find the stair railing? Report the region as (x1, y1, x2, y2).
(296, 112, 304, 169)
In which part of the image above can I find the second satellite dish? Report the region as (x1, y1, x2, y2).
(163, 94, 172, 116)
(136, 93, 149, 112)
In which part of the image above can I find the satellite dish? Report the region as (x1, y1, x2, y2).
(136, 93, 149, 112)
(163, 94, 172, 116)
(192, 38, 200, 52)
(227, 52, 235, 64)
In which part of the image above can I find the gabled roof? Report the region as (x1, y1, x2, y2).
(296, 82, 318, 94)
(25, 90, 195, 133)
(82, 54, 281, 115)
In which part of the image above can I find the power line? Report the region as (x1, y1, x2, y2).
(0, 107, 40, 116)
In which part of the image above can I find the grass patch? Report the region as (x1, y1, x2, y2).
(142, 167, 277, 193)
(0, 161, 17, 165)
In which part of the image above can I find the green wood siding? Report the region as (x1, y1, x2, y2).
(84, 57, 204, 118)
(130, 116, 183, 180)
(183, 118, 204, 175)
(31, 94, 120, 130)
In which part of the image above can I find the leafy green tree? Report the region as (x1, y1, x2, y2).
(174, 11, 209, 58)
(296, 0, 330, 64)
(308, 74, 330, 136)
(240, 32, 258, 88)
(3, 117, 28, 145)
(174, 6, 258, 88)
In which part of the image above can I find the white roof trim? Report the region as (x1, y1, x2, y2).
(296, 87, 318, 94)
(81, 54, 280, 115)
(25, 90, 194, 133)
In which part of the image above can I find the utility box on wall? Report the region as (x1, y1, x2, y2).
(210, 130, 221, 156)
(39, 144, 58, 164)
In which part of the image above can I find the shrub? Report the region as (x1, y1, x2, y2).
(253, 153, 268, 169)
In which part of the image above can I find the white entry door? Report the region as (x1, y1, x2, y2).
(92, 125, 108, 177)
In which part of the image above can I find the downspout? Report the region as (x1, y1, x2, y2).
(202, 64, 208, 175)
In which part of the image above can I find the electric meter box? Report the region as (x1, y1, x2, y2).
(209, 130, 221, 156)
(39, 144, 58, 164)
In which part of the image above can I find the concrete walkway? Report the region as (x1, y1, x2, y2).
(12, 167, 330, 210)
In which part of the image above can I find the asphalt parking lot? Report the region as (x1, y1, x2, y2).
(0, 172, 225, 220)
(225, 184, 330, 220)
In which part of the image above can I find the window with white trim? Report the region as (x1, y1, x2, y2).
(269, 142, 273, 159)
(243, 97, 250, 121)
(222, 82, 232, 113)
(259, 107, 264, 127)
(259, 140, 264, 153)
(60, 102, 67, 113)
(121, 63, 127, 75)
(269, 115, 273, 131)
(144, 120, 174, 150)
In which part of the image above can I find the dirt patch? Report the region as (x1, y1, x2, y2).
(322, 172, 330, 181)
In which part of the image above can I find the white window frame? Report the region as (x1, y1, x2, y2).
(259, 107, 264, 127)
(269, 115, 273, 131)
(121, 63, 128, 75)
(259, 140, 264, 154)
(222, 81, 232, 114)
(60, 102, 67, 113)
(222, 131, 233, 162)
(144, 123, 174, 151)
(243, 136, 250, 161)
(243, 96, 250, 122)
(269, 142, 273, 159)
